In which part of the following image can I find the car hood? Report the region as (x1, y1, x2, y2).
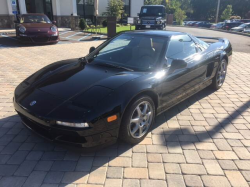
(231, 27, 243, 30)
(21, 23, 53, 29)
(16, 58, 142, 101)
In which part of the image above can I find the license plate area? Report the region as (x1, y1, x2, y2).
(146, 25, 151, 28)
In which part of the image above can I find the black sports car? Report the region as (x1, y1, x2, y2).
(14, 31, 232, 149)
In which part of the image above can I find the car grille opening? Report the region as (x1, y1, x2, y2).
(32, 37, 49, 43)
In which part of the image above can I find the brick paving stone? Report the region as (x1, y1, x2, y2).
(241, 171, 250, 182)
(198, 150, 215, 159)
(140, 179, 167, 187)
(239, 130, 250, 139)
(23, 171, 47, 187)
(0, 176, 26, 187)
(7, 150, 29, 164)
(202, 175, 231, 187)
(104, 179, 122, 187)
(124, 168, 148, 179)
(147, 153, 162, 163)
(218, 160, 238, 170)
(123, 179, 140, 187)
(88, 167, 107, 184)
(44, 172, 64, 184)
(76, 157, 94, 172)
(61, 172, 89, 184)
(234, 160, 250, 170)
(241, 140, 250, 146)
(1, 142, 21, 154)
(0, 154, 10, 164)
(195, 142, 218, 150)
(180, 164, 207, 175)
(109, 157, 131, 167)
(184, 150, 202, 164)
(164, 163, 181, 174)
(132, 145, 146, 153)
(167, 174, 185, 187)
(26, 151, 43, 160)
(152, 135, 165, 145)
(203, 159, 224, 175)
(184, 175, 203, 187)
(64, 151, 80, 161)
(0, 165, 18, 176)
(146, 145, 168, 153)
(14, 160, 37, 176)
(35, 161, 53, 171)
(42, 152, 65, 160)
(227, 139, 244, 147)
(167, 142, 183, 153)
(225, 171, 248, 187)
(178, 135, 199, 142)
(162, 154, 186, 163)
(148, 163, 165, 180)
(93, 157, 109, 167)
(41, 184, 59, 187)
(107, 167, 123, 179)
(51, 161, 76, 171)
(214, 139, 232, 150)
(213, 151, 239, 159)
(233, 147, 250, 159)
(222, 133, 244, 139)
(132, 153, 147, 167)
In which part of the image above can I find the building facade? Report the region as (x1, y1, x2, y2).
(0, 0, 144, 28)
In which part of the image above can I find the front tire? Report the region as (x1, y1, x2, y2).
(119, 96, 155, 144)
(211, 58, 227, 90)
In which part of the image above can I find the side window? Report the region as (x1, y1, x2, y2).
(166, 35, 197, 60)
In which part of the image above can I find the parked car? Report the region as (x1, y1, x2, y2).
(136, 5, 166, 30)
(15, 13, 59, 44)
(189, 21, 199, 26)
(222, 22, 243, 30)
(240, 19, 250, 23)
(243, 24, 250, 33)
(195, 21, 212, 28)
(231, 23, 250, 32)
(13, 31, 232, 149)
(210, 22, 224, 29)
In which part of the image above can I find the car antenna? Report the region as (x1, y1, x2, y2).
(78, 57, 88, 66)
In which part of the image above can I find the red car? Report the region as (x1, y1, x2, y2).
(15, 13, 59, 44)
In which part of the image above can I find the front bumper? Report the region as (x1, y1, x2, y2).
(14, 101, 119, 150)
(18, 34, 59, 44)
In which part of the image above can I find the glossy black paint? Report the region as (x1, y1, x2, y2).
(14, 31, 232, 149)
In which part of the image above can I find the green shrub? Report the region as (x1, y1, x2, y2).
(102, 20, 107, 27)
(116, 24, 121, 27)
(79, 18, 87, 30)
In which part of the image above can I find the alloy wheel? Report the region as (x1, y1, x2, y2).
(129, 101, 153, 138)
(216, 60, 227, 87)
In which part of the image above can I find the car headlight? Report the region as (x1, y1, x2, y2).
(56, 121, 89, 128)
(51, 25, 57, 32)
(19, 26, 26, 33)
(157, 21, 161, 24)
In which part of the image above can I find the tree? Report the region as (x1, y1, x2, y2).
(174, 8, 187, 24)
(145, 0, 162, 5)
(166, 0, 181, 14)
(221, 5, 233, 20)
(103, 0, 124, 19)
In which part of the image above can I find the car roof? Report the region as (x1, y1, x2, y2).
(21, 13, 47, 16)
(142, 5, 165, 7)
(123, 30, 185, 38)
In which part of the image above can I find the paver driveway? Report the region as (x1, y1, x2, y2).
(0, 42, 249, 187)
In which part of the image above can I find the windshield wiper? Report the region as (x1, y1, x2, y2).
(101, 63, 134, 71)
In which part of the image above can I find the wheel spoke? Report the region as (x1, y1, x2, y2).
(130, 118, 140, 124)
(136, 106, 142, 117)
(131, 123, 139, 135)
(138, 126, 143, 136)
(142, 103, 148, 115)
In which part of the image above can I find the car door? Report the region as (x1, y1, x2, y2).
(158, 35, 207, 111)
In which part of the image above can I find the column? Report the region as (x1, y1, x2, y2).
(18, 0, 27, 14)
(72, 0, 77, 16)
(6, 0, 14, 15)
(52, 0, 61, 16)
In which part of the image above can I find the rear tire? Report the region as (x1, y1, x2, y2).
(211, 58, 228, 90)
(119, 96, 155, 144)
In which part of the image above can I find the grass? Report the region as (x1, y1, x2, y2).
(87, 25, 135, 34)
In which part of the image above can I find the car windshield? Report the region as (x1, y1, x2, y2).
(88, 34, 167, 71)
(140, 7, 163, 16)
(20, 15, 51, 23)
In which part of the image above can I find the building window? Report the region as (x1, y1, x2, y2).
(25, 0, 53, 20)
(76, 0, 95, 24)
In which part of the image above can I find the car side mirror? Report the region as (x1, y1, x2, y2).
(52, 21, 56, 24)
(89, 46, 96, 54)
(169, 59, 187, 73)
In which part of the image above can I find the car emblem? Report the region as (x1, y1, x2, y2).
(30, 101, 37, 106)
